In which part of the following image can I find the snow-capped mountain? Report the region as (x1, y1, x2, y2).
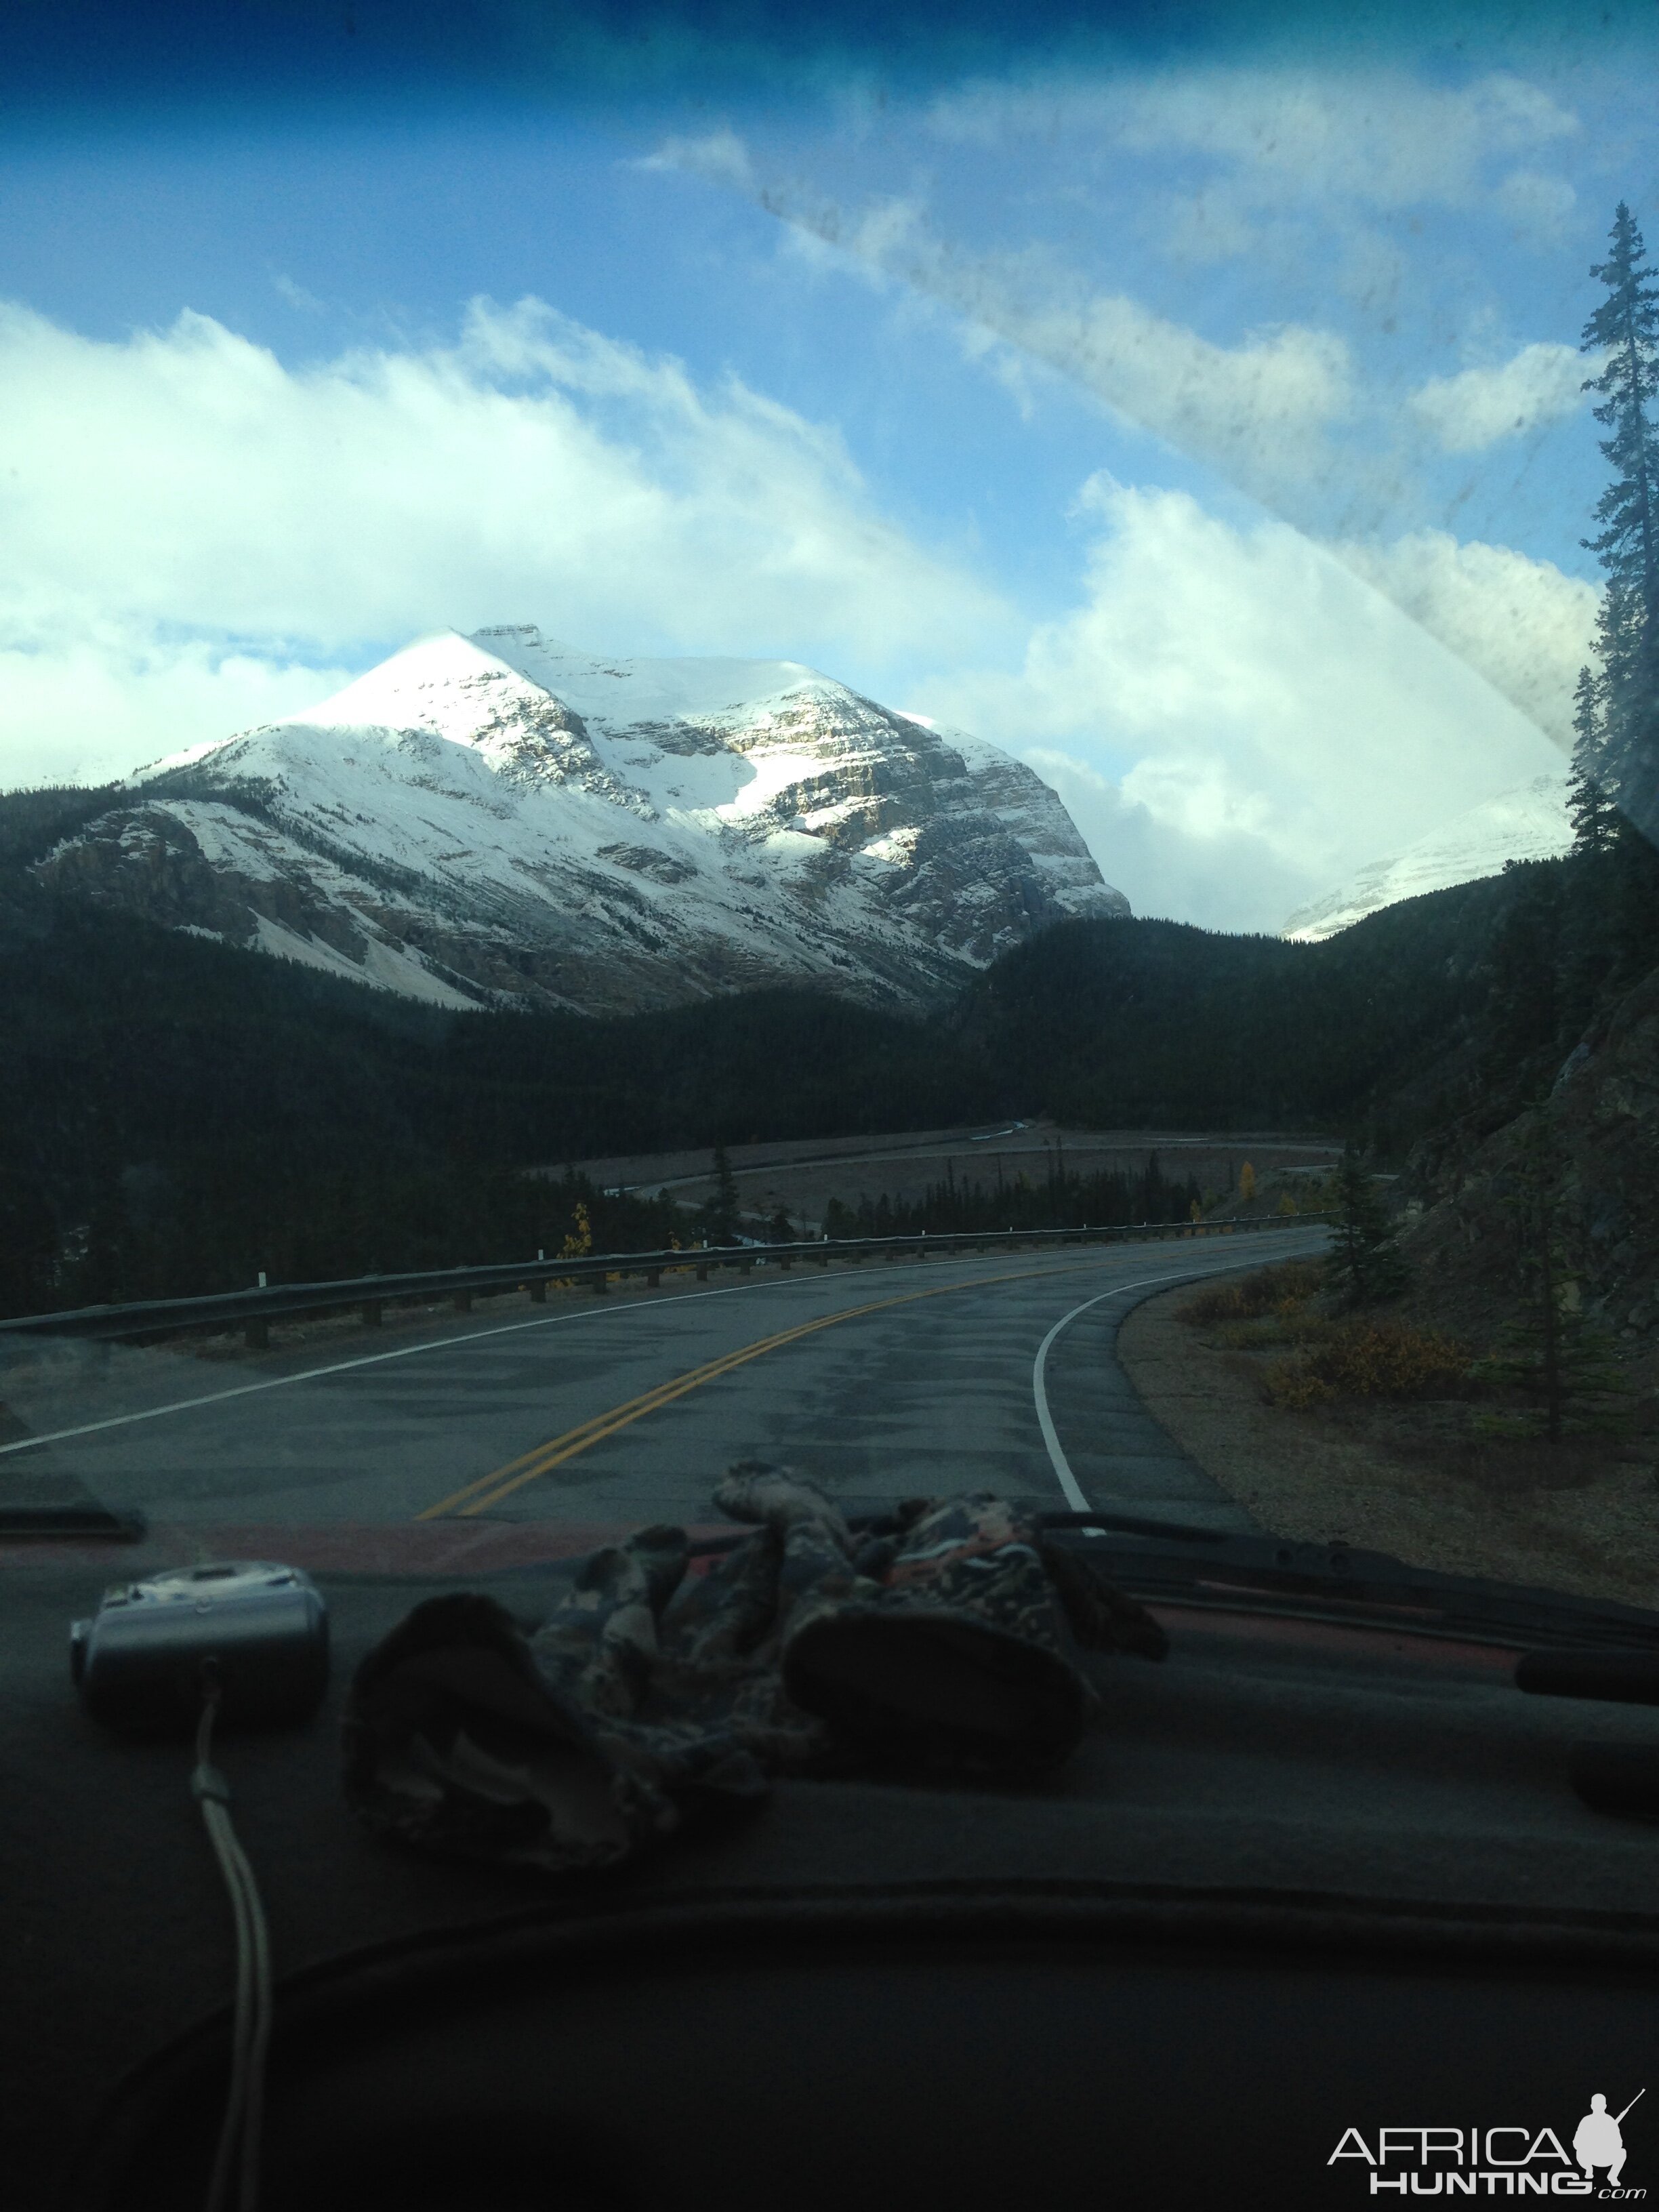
(37, 626, 1128, 1014)
(1281, 771, 1573, 943)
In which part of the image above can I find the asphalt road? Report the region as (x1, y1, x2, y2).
(1, 1233, 1327, 1544)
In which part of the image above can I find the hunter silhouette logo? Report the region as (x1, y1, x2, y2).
(1576, 2093, 1643, 2192)
(1329, 2088, 1645, 2196)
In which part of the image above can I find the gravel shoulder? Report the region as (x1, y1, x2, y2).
(1118, 1282, 1659, 1611)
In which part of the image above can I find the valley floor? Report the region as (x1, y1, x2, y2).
(1120, 1284, 1659, 1612)
(565, 1122, 1343, 1230)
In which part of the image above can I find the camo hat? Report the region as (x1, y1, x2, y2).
(775, 1488, 1166, 1774)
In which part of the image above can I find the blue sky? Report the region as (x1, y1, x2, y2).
(3, 1, 1656, 927)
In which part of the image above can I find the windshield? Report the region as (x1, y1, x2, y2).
(3, 11, 1657, 1651)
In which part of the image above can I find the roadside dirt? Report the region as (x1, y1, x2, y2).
(1119, 1282, 1659, 1610)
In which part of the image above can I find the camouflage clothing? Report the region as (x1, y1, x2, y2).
(343, 1469, 1166, 1878)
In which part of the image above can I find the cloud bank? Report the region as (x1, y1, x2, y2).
(0, 295, 1008, 785)
(917, 483, 1568, 928)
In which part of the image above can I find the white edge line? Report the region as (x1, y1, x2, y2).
(1033, 1282, 1158, 1512)
(1032, 1244, 1324, 1512)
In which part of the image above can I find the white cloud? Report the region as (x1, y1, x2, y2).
(1492, 169, 1577, 234)
(1409, 340, 1590, 452)
(658, 156, 1357, 508)
(1122, 70, 1576, 214)
(928, 67, 1579, 221)
(1019, 748, 1307, 932)
(920, 483, 1565, 928)
(638, 129, 755, 190)
(1330, 529, 1597, 745)
(271, 272, 325, 314)
(0, 624, 352, 789)
(964, 263, 1354, 496)
(0, 295, 1010, 787)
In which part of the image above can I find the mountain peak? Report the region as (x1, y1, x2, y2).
(43, 625, 1129, 1015)
(1283, 771, 1573, 942)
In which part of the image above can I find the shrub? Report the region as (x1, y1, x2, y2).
(1264, 1321, 1471, 1407)
(1179, 1258, 1326, 1328)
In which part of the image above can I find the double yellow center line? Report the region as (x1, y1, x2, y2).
(418, 1261, 1057, 1520)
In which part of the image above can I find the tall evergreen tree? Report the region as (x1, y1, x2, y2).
(1581, 203, 1659, 834)
(1471, 1117, 1629, 1443)
(1327, 1143, 1408, 1306)
(1582, 204, 1659, 609)
(1568, 663, 1621, 856)
(703, 1143, 741, 1244)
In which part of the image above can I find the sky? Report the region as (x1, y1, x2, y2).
(2, 0, 1655, 930)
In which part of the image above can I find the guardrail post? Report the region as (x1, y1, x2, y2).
(591, 1272, 610, 1295)
(244, 1319, 269, 1350)
(695, 1261, 709, 1282)
(647, 1267, 661, 1288)
(530, 1281, 546, 1303)
(739, 1258, 754, 1276)
(361, 1298, 382, 1328)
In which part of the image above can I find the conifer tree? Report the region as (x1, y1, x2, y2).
(1568, 664, 1621, 856)
(1327, 1143, 1408, 1306)
(1471, 1117, 1629, 1442)
(703, 1143, 741, 1244)
(1580, 203, 1659, 834)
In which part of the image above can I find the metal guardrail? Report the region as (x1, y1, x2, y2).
(0, 1214, 1334, 1350)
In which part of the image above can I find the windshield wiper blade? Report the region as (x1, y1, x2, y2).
(503, 1508, 1659, 1654)
(1037, 1509, 1236, 1545)
(1042, 1521, 1659, 1653)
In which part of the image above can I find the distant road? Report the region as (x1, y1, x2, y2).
(626, 1134, 1338, 1195)
(560, 1122, 1346, 1210)
(6, 1231, 1328, 1562)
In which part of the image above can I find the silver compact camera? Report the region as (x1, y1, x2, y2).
(70, 1561, 330, 1734)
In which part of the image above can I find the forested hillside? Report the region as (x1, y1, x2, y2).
(3, 816, 1654, 1317)
(1396, 201, 1659, 1366)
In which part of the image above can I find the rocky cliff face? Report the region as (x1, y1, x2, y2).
(1403, 960, 1659, 1349)
(35, 626, 1128, 1016)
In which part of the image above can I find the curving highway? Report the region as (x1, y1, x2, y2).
(1, 1233, 1326, 1547)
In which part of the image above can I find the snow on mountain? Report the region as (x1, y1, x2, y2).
(38, 626, 1128, 1015)
(1281, 771, 1573, 943)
